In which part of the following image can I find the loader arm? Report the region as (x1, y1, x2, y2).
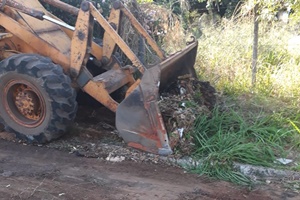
(0, 0, 199, 155)
(77, 1, 198, 155)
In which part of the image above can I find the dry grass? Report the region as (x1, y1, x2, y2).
(195, 17, 300, 103)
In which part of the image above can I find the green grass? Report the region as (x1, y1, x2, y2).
(188, 103, 298, 185)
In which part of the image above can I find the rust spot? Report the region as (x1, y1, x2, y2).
(140, 132, 159, 141)
(77, 31, 85, 41)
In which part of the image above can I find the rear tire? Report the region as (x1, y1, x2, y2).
(0, 54, 77, 143)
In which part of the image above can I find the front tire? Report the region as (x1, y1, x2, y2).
(0, 54, 77, 143)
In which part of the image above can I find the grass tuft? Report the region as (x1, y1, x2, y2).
(189, 105, 296, 185)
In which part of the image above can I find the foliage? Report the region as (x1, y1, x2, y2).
(242, 0, 299, 23)
(137, 0, 153, 3)
(189, 100, 297, 184)
(290, 0, 300, 24)
(196, 16, 300, 98)
(191, 0, 300, 183)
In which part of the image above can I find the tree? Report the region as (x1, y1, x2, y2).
(243, 0, 292, 88)
(252, 3, 258, 88)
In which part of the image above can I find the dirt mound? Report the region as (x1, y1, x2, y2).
(159, 75, 216, 154)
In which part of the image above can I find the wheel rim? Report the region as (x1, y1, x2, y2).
(3, 79, 46, 128)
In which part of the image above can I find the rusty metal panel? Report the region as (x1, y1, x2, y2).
(0, 12, 70, 69)
(93, 68, 132, 94)
(83, 81, 119, 112)
(70, 2, 92, 77)
(116, 65, 172, 155)
(15, 0, 71, 56)
(159, 41, 198, 91)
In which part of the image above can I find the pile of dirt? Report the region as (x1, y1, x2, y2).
(159, 75, 216, 155)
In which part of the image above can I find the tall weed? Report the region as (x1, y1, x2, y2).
(196, 18, 300, 101)
(190, 106, 296, 184)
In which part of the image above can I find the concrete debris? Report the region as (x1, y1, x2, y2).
(276, 158, 293, 165)
(106, 153, 125, 162)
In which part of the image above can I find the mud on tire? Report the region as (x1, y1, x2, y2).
(0, 54, 77, 143)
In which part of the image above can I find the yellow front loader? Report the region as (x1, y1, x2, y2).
(0, 0, 198, 155)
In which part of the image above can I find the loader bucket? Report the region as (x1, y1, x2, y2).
(116, 41, 198, 155)
(160, 41, 198, 91)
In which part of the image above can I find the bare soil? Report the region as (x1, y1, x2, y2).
(0, 139, 298, 200)
(0, 106, 299, 200)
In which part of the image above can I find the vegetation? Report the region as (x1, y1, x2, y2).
(139, 0, 300, 185)
(44, 0, 300, 185)
(189, 1, 300, 185)
(190, 97, 299, 184)
(191, 108, 285, 185)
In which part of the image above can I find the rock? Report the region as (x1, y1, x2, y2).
(106, 153, 125, 162)
(276, 158, 293, 165)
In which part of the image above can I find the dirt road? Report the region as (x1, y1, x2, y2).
(0, 139, 299, 200)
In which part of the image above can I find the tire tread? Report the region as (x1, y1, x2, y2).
(0, 54, 77, 143)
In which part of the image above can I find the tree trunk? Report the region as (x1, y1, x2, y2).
(252, 4, 259, 88)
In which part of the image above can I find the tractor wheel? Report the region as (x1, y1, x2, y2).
(0, 54, 77, 143)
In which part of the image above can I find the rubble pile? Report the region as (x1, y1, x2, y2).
(159, 75, 216, 155)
